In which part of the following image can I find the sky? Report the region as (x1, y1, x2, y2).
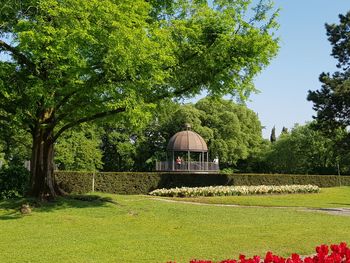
(245, 0, 350, 138)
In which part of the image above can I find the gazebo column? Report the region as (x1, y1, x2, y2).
(206, 152, 209, 171)
(172, 151, 174, 171)
(187, 151, 190, 171)
(202, 151, 204, 170)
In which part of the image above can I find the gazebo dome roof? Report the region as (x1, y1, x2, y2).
(167, 130, 208, 152)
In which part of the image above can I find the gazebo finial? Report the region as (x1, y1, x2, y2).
(185, 123, 191, 130)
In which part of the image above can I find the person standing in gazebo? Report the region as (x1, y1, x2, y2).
(176, 156, 182, 169)
(213, 156, 219, 165)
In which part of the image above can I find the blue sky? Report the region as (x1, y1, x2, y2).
(246, 0, 350, 138)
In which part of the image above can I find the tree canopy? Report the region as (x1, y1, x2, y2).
(308, 11, 350, 132)
(263, 123, 349, 175)
(0, 0, 279, 198)
(195, 97, 264, 166)
(54, 124, 103, 171)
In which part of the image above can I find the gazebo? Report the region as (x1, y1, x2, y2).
(155, 125, 219, 172)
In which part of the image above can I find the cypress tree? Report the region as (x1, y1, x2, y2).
(281, 126, 288, 134)
(270, 126, 276, 143)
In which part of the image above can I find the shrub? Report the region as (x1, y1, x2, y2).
(54, 171, 350, 195)
(0, 165, 30, 199)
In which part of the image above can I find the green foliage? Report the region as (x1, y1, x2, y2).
(0, 165, 30, 199)
(281, 126, 288, 135)
(0, 127, 31, 166)
(263, 124, 345, 174)
(55, 171, 350, 195)
(195, 97, 264, 166)
(135, 100, 182, 170)
(0, 0, 279, 138)
(307, 11, 350, 138)
(55, 171, 94, 193)
(100, 120, 141, 172)
(54, 124, 103, 171)
(0, 0, 279, 195)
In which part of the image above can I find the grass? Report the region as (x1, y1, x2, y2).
(168, 187, 350, 208)
(0, 188, 349, 263)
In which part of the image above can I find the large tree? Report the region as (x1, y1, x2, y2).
(0, 0, 278, 198)
(195, 97, 264, 167)
(307, 11, 350, 132)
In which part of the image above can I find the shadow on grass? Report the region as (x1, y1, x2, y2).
(0, 211, 23, 220)
(0, 194, 122, 220)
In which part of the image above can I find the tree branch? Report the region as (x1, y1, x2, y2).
(55, 90, 79, 113)
(53, 107, 126, 142)
(0, 40, 36, 72)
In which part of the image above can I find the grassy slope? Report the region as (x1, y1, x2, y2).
(170, 187, 350, 208)
(0, 188, 349, 263)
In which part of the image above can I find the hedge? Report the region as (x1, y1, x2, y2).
(55, 171, 350, 195)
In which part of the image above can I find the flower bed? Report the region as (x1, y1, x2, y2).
(167, 242, 350, 263)
(149, 185, 320, 197)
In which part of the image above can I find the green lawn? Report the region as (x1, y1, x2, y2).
(170, 186, 350, 208)
(0, 187, 349, 263)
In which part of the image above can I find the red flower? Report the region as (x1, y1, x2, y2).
(239, 254, 246, 262)
(316, 245, 329, 256)
(169, 242, 349, 263)
(220, 260, 237, 263)
(253, 255, 261, 263)
(265, 251, 274, 263)
(291, 253, 302, 263)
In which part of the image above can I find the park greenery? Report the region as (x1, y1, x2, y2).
(308, 11, 350, 134)
(0, 1, 349, 199)
(1, 3, 350, 263)
(0, 188, 350, 262)
(0, 0, 279, 198)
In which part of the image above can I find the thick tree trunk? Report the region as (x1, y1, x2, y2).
(29, 126, 61, 199)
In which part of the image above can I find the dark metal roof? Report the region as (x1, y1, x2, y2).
(167, 130, 208, 152)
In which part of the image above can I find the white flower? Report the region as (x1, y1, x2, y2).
(149, 184, 320, 197)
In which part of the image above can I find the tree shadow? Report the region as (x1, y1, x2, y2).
(0, 211, 23, 220)
(36, 194, 123, 212)
(0, 194, 123, 220)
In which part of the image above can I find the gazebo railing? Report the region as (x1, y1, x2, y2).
(155, 161, 219, 172)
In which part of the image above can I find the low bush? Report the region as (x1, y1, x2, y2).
(0, 165, 30, 199)
(54, 171, 350, 195)
(149, 185, 320, 197)
(167, 242, 349, 263)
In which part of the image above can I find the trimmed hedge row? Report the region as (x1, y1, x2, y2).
(55, 171, 350, 195)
